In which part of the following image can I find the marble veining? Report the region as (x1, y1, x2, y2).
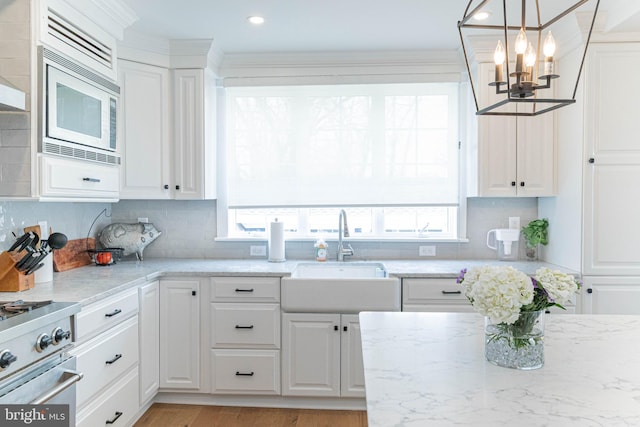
(0, 259, 576, 306)
(359, 312, 640, 426)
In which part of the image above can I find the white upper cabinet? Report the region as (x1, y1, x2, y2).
(467, 63, 555, 197)
(118, 60, 172, 199)
(173, 68, 217, 200)
(583, 43, 640, 275)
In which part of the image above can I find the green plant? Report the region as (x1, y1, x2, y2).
(522, 218, 549, 247)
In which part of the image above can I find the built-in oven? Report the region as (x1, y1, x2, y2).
(0, 301, 82, 426)
(38, 46, 120, 165)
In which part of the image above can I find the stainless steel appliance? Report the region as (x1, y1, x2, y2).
(38, 46, 120, 165)
(0, 300, 82, 425)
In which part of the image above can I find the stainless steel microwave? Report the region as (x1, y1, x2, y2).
(38, 47, 120, 165)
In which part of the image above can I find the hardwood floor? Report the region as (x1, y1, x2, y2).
(134, 404, 368, 427)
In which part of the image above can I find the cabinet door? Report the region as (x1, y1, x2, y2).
(118, 61, 172, 199)
(582, 277, 640, 314)
(583, 44, 640, 275)
(340, 314, 365, 398)
(139, 281, 159, 404)
(282, 313, 340, 397)
(516, 114, 555, 196)
(172, 68, 216, 200)
(159, 279, 200, 390)
(476, 64, 518, 197)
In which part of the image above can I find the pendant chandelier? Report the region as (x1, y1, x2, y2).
(458, 0, 600, 116)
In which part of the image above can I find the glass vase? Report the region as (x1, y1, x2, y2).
(524, 243, 539, 261)
(484, 310, 545, 370)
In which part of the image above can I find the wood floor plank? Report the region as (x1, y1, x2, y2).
(134, 404, 367, 427)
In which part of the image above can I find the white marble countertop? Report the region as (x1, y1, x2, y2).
(0, 258, 576, 306)
(359, 312, 640, 426)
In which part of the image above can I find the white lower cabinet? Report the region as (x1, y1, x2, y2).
(210, 349, 280, 395)
(209, 277, 281, 395)
(72, 288, 140, 426)
(402, 278, 474, 312)
(159, 278, 201, 390)
(76, 368, 139, 427)
(582, 277, 640, 314)
(282, 313, 364, 398)
(139, 281, 160, 404)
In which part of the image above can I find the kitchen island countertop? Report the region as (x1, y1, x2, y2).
(359, 311, 640, 426)
(0, 258, 576, 306)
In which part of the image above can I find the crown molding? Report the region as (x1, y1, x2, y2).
(61, 0, 138, 40)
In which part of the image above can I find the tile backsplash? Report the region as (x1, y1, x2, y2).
(0, 198, 538, 260)
(0, 201, 111, 251)
(110, 197, 539, 260)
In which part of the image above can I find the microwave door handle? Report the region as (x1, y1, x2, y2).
(82, 177, 101, 183)
(30, 370, 84, 405)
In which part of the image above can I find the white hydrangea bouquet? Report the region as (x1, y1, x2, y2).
(457, 266, 581, 351)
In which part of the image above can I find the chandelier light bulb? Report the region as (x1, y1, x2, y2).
(543, 31, 557, 58)
(515, 28, 528, 54)
(494, 40, 506, 65)
(524, 42, 537, 67)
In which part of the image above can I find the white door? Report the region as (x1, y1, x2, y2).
(582, 277, 640, 314)
(118, 60, 171, 199)
(516, 114, 555, 196)
(281, 313, 340, 397)
(159, 279, 200, 389)
(340, 314, 365, 398)
(583, 43, 640, 275)
(139, 281, 160, 404)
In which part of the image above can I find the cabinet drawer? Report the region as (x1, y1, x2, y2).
(75, 288, 138, 342)
(211, 303, 280, 348)
(403, 278, 468, 304)
(73, 316, 139, 409)
(77, 367, 139, 427)
(39, 155, 119, 199)
(211, 277, 280, 302)
(210, 349, 280, 395)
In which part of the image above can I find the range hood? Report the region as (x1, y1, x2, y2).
(0, 76, 26, 111)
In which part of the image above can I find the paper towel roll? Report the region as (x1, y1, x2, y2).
(268, 220, 285, 262)
(35, 220, 53, 283)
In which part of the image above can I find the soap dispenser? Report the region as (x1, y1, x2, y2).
(314, 239, 328, 262)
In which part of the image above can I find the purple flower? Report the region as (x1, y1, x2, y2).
(456, 268, 467, 284)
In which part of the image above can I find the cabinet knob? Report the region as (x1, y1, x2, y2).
(334, 325, 339, 331)
(192, 290, 197, 296)
(587, 288, 593, 294)
(176, 185, 180, 190)
(511, 181, 516, 187)
(164, 184, 169, 190)
(588, 158, 595, 164)
(520, 181, 525, 187)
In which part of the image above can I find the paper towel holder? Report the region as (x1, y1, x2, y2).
(268, 218, 286, 262)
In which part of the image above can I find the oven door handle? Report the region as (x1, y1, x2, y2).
(30, 369, 84, 405)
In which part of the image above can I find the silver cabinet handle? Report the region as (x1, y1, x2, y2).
(30, 369, 83, 404)
(82, 177, 101, 183)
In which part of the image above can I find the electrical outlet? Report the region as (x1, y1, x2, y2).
(509, 217, 520, 230)
(250, 245, 267, 256)
(138, 217, 149, 223)
(419, 245, 436, 256)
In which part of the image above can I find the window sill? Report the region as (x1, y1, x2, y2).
(215, 237, 470, 244)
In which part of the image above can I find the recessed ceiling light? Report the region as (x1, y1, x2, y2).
(473, 11, 490, 21)
(247, 16, 265, 25)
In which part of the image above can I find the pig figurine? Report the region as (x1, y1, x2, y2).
(98, 222, 161, 261)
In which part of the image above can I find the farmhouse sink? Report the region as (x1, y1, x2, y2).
(281, 262, 401, 313)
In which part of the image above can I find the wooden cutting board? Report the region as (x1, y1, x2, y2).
(53, 238, 95, 272)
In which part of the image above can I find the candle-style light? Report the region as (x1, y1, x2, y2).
(524, 42, 537, 81)
(494, 40, 505, 83)
(542, 31, 556, 76)
(514, 28, 528, 73)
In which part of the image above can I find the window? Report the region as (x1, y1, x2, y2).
(222, 83, 460, 239)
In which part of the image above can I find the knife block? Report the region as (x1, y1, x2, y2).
(0, 252, 35, 292)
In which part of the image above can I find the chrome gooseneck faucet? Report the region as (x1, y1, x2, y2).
(337, 209, 354, 261)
